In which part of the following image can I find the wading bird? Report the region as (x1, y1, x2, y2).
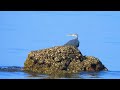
(64, 33, 79, 48)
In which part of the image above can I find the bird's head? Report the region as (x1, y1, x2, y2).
(67, 33, 78, 38)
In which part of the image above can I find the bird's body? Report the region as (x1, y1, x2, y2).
(64, 34, 79, 48)
(62, 34, 80, 70)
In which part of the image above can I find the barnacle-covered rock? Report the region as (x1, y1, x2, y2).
(24, 45, 108, 74)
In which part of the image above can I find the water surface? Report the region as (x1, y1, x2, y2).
(0, 66, 119, 79)
(1, 11, 120, 79)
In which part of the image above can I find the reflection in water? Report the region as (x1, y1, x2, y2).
(24, 71, 49, 78)
(0, 66, 120, 79)
(80, 71, 101, 78)
(45, 73, 81, 79)
(25, 70, 81, 79)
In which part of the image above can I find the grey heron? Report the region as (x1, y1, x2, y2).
(62, 33, 82, 70)
(64, 33, 79, 48)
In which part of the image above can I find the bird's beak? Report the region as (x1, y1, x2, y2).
(67, 34, 73, 36)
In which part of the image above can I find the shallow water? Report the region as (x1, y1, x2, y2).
(0, 66, 119, 79)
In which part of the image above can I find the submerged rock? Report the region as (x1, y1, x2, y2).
(24, 45, 108, 74)
(0, 66, 23, 72)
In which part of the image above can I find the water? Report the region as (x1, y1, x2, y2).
(1, 11, 120, 79)
(0, 66, 120, 79)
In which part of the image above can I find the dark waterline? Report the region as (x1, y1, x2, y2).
(0, 66, 120, 79)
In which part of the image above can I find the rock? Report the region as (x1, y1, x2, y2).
(23, 45, 108, 74)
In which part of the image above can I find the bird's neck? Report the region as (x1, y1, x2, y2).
(74, 36, 78, 39)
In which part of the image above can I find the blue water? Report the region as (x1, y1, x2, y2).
(0, 66, 120, 79)
(1, 11, 120, 79)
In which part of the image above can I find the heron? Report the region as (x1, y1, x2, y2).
(64, 33, 79, 48)
(62, 33, 81, 70)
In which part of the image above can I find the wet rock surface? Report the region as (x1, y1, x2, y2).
(24, 45, 108, 75)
